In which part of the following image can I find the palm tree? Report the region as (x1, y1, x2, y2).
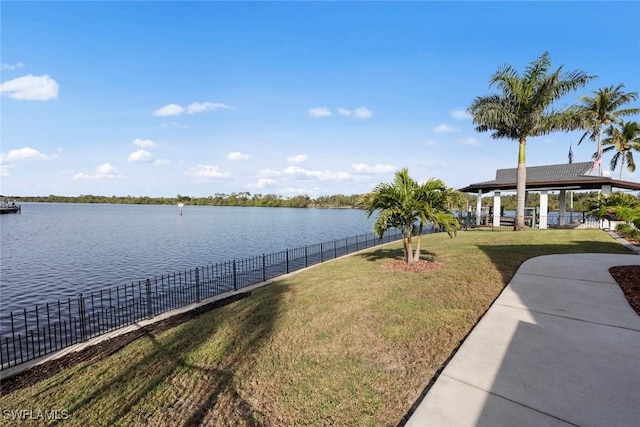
(361, 168, 460, 265)
(411, 179, 463, 262)
(574, 84, 640, 176)
(602, 121, 640, 180)
(468, 52, 593, 230)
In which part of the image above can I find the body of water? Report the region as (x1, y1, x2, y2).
(1, 203, 376, 314)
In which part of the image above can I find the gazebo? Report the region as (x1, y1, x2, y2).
(458, 161, 640, 229)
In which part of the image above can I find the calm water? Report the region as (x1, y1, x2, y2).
(0, 203, 375, 314)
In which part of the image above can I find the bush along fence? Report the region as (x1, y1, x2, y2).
(0, 229, 408, 371)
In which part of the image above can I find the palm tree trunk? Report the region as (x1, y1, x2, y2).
(515, 138, 527, 231)
(404, 223, 414, 264)
(413, 221, 424, 262)
(597, 127, 603, 177)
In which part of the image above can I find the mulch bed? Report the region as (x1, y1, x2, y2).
(380, 259, 444, 273)
(610, 265, 640, 316)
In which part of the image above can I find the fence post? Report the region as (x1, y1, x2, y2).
(262, 254, 266, 282)
(146, 279, 152, 319)
(345, 237, 349, 253)
(304, 246, 308, 268)
(320, 242, 324, 262)
(78, 294, 87, 342)
(334, 239, 337, 258)
(233, 260, 238, 290)
(195, 268, 201, 303)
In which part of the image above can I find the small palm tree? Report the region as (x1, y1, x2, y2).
(602, 121, 640, 180)
(468, 52, 593, 230)
(361, 168, 460, 265)
(574, 84, 640, 176)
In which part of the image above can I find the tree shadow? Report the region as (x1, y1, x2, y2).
(476, 240, 631, 285)
(357, 247, 437, 263)
(53, 282, 288, 426)
(398, 240, 635, 426)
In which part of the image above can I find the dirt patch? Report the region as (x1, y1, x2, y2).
(380, 259, 444, 273)
(610, 265, 640, 316)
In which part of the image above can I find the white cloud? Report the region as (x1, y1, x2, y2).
(287, 154, 308, 164)
(450, 109, 471, 120)
(424, 139, 438, 146)
(186, 102, 232, 114)
(153, 104, 184, 117)
(338, 106, 373, 119)
(154, 101, 232, 117)
(1, 147, 57, 163)
(256, 168, 282, 177)
(154, 159, 171, 166)
(351, 163, 395, 174)
(0, 74, 59, 101)
(128, 149, 153, 163)
(308, 107, 332, 118)
(434, 123, 458, 133)
(184, 164, 231, 180)
(227, 151, 251, 161)
(353, 106, 373, 119)
(1, 62, 25, 71)
(459, 137, 481, 145)
(134, 138, 157, 148)
(283, 165, 351, 181)
(160, 121, 186, 128)
(73, 163, 123, 180)
(246, 178, 276, 189)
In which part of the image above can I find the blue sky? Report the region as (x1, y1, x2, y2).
(1, 1, 639, 198)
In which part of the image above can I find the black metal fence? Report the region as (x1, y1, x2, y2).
(0, 229, 406, 370)
(466, 213, 606, 230)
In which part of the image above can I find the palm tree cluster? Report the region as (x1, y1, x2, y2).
(468, 52, 639, 231)
(360, 168, 463, 265)
(573, 84, 640, 179)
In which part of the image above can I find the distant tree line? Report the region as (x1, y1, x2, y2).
(12, 193, 366, 209)
(13, 191, 612, 212)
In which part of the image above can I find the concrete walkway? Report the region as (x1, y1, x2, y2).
(406, 253, 640, 427)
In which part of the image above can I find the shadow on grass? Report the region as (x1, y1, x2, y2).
(358, 246, 437, 263)
(476, 240, 631, 285)
(54, 283, 289, 426)
(397, 237, 632, 426)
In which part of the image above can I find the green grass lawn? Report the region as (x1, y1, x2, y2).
(0, 229, 631, 426)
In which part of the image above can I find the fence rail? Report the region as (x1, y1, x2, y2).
(1, 229, 405, 370)
(466, 213, 606, 230)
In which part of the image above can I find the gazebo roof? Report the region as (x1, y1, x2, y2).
(459, 161, 640, 193)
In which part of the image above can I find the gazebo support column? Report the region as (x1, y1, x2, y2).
(558, 190, 567, 227)
(539, 191, 548, 229)
(493, 191, 501, 228)
(476, 190, 482, 226)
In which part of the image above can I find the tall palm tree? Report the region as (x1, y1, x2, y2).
(602, 121, 640, 180)
(361, 168, 460, 265)
(468, 52, 593, 230)
(574, 84, 640, 176)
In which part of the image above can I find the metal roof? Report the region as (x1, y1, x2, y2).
(459, 161, 640, 193)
